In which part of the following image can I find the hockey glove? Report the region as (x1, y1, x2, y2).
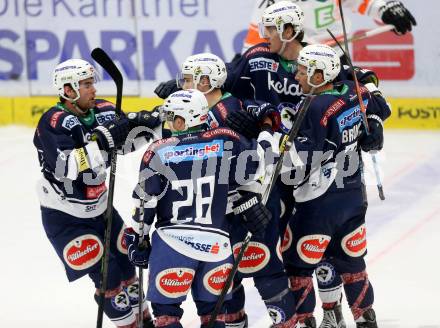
(124, 227, 151, 269)
(359, 115, 384, 152)
(226, 110, 261, 139)
(244, 100, 281, 131)
(233, 192, 272, 237)
(127, 107, 162, 130)
(93, 118, 130, 152)
(380, 1, 417, 35)
(154, 79, 180, 99)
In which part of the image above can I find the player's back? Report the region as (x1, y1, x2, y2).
(138, 127, 263, 261)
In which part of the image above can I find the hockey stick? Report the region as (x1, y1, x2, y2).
(330, 0, 385, 200)
(91, 47, 124, 328)
(136, 183, 147, 328)
(325, 24, 394, 47)
(206, 93, 315, 328)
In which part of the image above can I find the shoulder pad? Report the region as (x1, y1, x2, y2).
(201, 128, 240, 140)
(95, 99, 116, 109)
(43, 107, 69, 130)
(244, 43, 271, 59)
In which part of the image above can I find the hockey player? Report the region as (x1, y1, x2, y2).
(123, 89, 277, 328)
(242, 0, 416, 50)
(280, 44, 389, 327)
(223, 3, 390, 327)
(176, 53, 296, 328)
(33, 59, 162, 327)
(177, 52, 241, 129)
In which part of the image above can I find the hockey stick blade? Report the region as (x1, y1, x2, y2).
(91, 48, 123, 116)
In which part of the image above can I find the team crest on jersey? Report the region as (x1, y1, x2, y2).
(95, 111, 116, 125)
(111, 290, 131, 312)
(155, 268, 194, 298)
(280, 224, 293, 253)
(336, 100, 367, 132)
(203, 263, 233, 295)
(249, 57, 279, 72)
(61, 115, 80, 130)
(315, 261, 336, 286)
(125, 281, 139, 302)
(296, 234, 331, 264)
(267, 305, 286, 325)
(117, 224, 128, 255)
(341, 224, 367, 257)
(63, 234, 103, 270)
(233, 242, 270, 274)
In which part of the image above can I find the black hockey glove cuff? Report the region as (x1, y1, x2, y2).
(126, 107, 162, 139)
(244, 100, 281, 132)
(124, 227, 151, 269)
(233, 192, 272, 237)
(226, 110, 261, 139)
(359, 115, 384, 152)
(380, 1, 417, 35)
(93, 118, 130, 152)
(154, 79, 181, 99)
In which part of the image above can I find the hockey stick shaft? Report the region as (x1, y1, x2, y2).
(137, 182, 147, 328)
(92, 48, 124, 328)
(332, 1, 385, 200)
(206, 93, 315, 328)
(325, 24, 394, 47)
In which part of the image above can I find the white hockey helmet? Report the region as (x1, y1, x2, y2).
(258, 1, 305, 42)
(53, 59, 98, 102)
(163, 89, 210, 130)
(297, 44, 341, 88)
(177, 53, 227, 93)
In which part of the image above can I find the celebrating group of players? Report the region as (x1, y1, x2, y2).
(33, 1, 416, 327)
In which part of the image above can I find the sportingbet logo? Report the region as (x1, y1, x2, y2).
(159, 140, 223, 163)
(336, 101, 366, 132)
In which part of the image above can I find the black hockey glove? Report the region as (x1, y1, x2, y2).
(127, 107, 162, 130)
(226, 110, 261, 139)
(244, 100, 281, 131)
(233, 192, 272, 237)
(154, 79, 180, 99)
(380, 1, 416, 35)
(93, 118, 130, 152)
(124, 227, 151, 269)
(359, 115, 384, 152)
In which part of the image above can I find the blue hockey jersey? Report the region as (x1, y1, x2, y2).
(284, 80, 390, 202)
(132, 127, 266, 262)
(34, 99, 149, 218)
